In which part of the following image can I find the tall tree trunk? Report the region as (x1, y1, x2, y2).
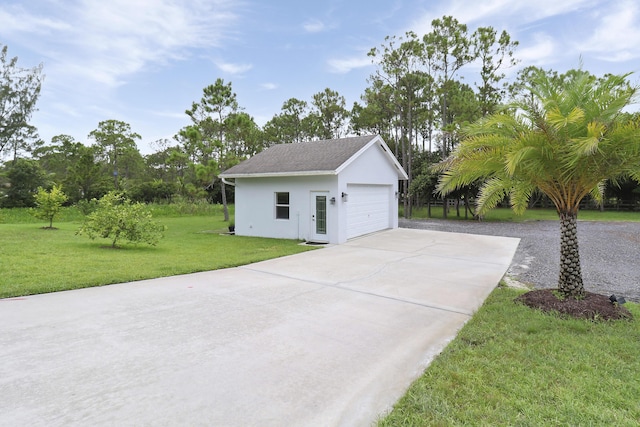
(558, 212, 585, 298)
(401, 136, 409, 219)
(463, 191, 476, 220)
(406, 104, 413, 219)
(221, 180, 229, 222)
(406, 140, 413, 218)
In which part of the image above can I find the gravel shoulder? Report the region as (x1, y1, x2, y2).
(400, 218, 640, 302)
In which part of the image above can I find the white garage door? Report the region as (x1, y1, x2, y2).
(346, 184, 391, 239)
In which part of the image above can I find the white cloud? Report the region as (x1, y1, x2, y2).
(327, 56, 372, 74)
(0, 7, 72, 34)
(261, 83, 278, 90)
(0, 0, 241, 89)
(575, 1, 640, 62)
(410, 0, 596, 35)
(215, 61, 253, 75)
(469, 0, 593, 25)
(303, 19, 326, 33)
(508, 0, 591, 24)
(517, 33, 557, 66)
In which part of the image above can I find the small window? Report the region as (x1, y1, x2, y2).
(275, 192, 290, 220)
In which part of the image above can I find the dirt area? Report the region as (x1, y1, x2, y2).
(515, 289, 633, 321)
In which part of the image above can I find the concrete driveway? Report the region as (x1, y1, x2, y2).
(0, 228, 519, 426)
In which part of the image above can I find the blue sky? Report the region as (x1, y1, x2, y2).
(1, 0, 639, 154)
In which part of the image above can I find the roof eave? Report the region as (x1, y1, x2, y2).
(219, 170, 337, 179)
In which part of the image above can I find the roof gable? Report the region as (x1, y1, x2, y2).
(221, 135, 407, 179)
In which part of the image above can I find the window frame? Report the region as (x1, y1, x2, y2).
(275, 192, 290, 220)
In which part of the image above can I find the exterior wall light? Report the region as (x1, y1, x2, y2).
(341, 192, 348, 202)
(330, 197, 336, 205)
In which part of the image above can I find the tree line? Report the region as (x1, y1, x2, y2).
(1, 16, 638, 215)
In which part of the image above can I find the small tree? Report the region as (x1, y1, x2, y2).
(77, 191, 165, 248)
(31, 184, 68, 228)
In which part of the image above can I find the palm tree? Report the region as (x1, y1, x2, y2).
(436, 69, 640, 298)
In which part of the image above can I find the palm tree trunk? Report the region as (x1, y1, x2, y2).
(558, 212, 585, 298)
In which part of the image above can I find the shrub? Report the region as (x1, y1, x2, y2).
(30, 185, 68, 228)
(77, 192, 165, 248)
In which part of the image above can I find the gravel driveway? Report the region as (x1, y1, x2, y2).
(400, 218, 640, 302)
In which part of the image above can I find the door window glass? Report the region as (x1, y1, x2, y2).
(316, 195, 326, 234)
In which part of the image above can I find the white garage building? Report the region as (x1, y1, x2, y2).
(219, 135, 408, 244)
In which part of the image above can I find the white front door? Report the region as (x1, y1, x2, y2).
(310, 191, 329, 242)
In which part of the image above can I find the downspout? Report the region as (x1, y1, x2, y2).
(221, 177, 235, 187)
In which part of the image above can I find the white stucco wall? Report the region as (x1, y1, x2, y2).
(234, 175, 340, 243)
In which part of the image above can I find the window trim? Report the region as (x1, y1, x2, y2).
(275, 192, 290, 220)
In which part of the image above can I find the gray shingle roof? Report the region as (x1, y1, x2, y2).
(221, 135, 378, 177)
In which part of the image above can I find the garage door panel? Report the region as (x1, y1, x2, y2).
(346, 184, 390, 239)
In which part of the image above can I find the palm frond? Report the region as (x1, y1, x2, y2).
(547, 106, 585, 131)
(476, 176, 511, 215)
(588, 181, 606, 206)
(571, 133, 601, 158)
(509, 180, 535, 215)
(629, 169, 640, 184)
(505, 146, 536, 176)
(437, 168, 478, 196)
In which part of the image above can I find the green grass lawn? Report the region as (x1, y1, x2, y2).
(0, 210, 314, 299)
(407, 206, 640, 222)
(379, 286, 640, 426)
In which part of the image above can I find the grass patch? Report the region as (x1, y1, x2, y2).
(406, 206, 640, 222)
(0, 215, 313, 299)
(0, 203, 230, 224)
(0, 206, 86, 224)
(378, 287, 640, 426)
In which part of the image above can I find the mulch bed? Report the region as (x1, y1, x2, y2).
(515, 289, 633, 321)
